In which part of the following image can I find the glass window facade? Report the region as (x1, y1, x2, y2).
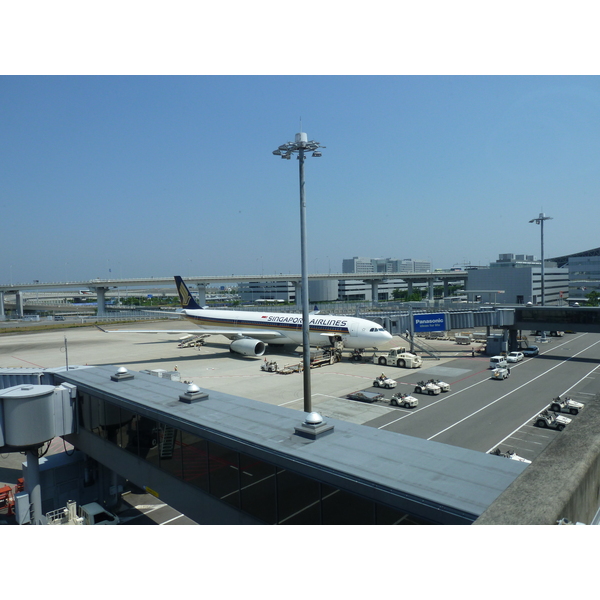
(516, 307, 600, 326)
(77, 392, 432, 525)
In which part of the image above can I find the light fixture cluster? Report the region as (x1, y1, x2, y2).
(272, 132, 325, 160)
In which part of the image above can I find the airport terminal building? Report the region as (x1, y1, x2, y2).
(465, 253, 569, 305)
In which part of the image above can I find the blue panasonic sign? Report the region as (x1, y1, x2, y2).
(413, 313, 447, 333)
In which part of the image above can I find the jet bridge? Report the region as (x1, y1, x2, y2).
(1, 365, 526, 525)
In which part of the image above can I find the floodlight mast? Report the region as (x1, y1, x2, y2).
(529, 212, 553, 306)
(273, 132, 325, 413)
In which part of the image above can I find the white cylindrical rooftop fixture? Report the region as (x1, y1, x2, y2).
(294, 411, 333, 440)
(305, 412, 323, 425)
(179, 382, 208, 404)
(295, 132, 308, 144)
(111, 366, 134, 381)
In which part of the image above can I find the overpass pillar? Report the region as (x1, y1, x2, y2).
(194, 284, 206, 306)
(443, 279, 449, 298)
(15, 291, 24, 318)
(407, 280, 413, 297)
(428, 279, 434, 302)
(95, 287, 108, 316)
(0, 291, 5, 320)
(294, 281, 302, 307)
(370, 279, 382, 303)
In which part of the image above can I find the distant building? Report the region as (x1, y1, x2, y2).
(342, 257, 431, 274)
(239, 280, 339, 304)
(490, 253, 549, 268)
(568, 256, 600, 303)
(239, 281, 296, 303)
(342, 257, 375, 274)
(465, 253, 568, 305)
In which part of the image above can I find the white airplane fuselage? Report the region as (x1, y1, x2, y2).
(181, 307, 392, 349)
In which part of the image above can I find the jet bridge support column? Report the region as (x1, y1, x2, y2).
(25, 448, 43, 524)
(508, 328, 518, 352)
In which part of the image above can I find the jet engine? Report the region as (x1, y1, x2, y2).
(229, 338, 266, 357)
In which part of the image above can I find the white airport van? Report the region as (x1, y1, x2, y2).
(489, 355, 508, 370)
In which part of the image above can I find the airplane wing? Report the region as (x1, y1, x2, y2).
(95, 325, 286, 340)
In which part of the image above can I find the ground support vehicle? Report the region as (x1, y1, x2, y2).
(278, 365, 300, 374)
(178, 334, 208, 348)
(489, 355, 508, 369)
(263, 362, 302, 374)
(46, 501, 120, 525)
(279, 362, 304, 374)
(373, 374, 397, 389)
(549, 396, 584, 415)
(414, 380, 441, 395)
(261, 360, 279, 372)
(454, 334, 472, 345)
(490, 448, 531, 464)
(427, 378, 450, 392)
(372, 347, 422, 368)
(534, 409, 572, 431)
(346, 391, 384, 403)
(0, 485, 15, 516)
(310, 348, 341, 368)
(349, 348, 365, 361)
(390, 393, 418, 408)
(491, 367, 510, 380)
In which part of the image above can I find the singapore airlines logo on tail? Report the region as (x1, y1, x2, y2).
(179, 282, 192, 308)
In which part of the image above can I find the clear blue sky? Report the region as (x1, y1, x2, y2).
(2, 9, 600, 284)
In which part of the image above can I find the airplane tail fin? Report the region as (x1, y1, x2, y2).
(174, 276, 202, 310)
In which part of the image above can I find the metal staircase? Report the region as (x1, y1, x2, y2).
(399, 334, 440, 360)
(159, 425, 176, 459)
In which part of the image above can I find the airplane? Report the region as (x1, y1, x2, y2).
(97, 275, 393, 357)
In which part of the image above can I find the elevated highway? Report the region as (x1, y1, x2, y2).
(0, 271, 466, 318)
